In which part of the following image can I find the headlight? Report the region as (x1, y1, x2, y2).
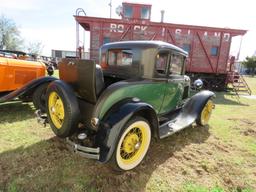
(91, 117, 99, 128)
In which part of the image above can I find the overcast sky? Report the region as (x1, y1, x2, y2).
(1, 0, 255, 60)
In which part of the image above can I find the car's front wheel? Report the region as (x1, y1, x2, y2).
(196, 99, 214, 126)
(112, 117, 151, 171)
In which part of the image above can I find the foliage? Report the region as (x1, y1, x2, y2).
(242, 56, 256, 76)
(26, 41, 44, 55)
(0, 15, 23, 50)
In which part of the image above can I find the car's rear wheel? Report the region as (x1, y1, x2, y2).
(196, 99, 214, 126)
(112, 117, 151, 171)
(46, 80, 80, 138)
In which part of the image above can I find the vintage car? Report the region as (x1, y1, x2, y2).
(0, 50, 56, 110)
(32, 41, 215, 171)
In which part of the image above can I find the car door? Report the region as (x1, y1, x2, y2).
(159, 52, 186, 114)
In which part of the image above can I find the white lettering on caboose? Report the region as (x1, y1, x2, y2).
(110, 23, 147, 33)
(109, 23, 230, 41)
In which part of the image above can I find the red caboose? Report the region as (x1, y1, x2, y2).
(75, 2, 246, 90)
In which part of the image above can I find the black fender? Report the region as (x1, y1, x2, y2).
(182, 90, 215, 121)
(95, 99, 158, 163)
(0, 76, 58, 103)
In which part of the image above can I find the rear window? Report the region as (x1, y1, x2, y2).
(108, 49, 133, 66)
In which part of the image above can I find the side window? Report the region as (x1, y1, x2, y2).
(156, 53, 168, 75)
(108, 49, 133, 66)
(211, 46, 218, 56)
(141, 7, 150, 19)
(169, 54, 183, 75)
(182, 44, 191, 53)
(124, 5, 133, 18)
(103, 37, 110, 44)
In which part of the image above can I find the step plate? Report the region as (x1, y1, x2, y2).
(159, 115, 194, 139)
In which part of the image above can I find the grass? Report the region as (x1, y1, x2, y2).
(53, 69, 59, 78)
(0, 77, 256, 191)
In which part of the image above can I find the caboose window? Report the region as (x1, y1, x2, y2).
(211, 46, 218, 56)
(108, 49, 133, 66)
(141, 7, 150, 19)
(182, 44, 191, 53)
(124, 5, 133, 18)
(103, 37, 110, 44)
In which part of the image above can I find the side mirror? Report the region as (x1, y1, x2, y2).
(193, 79, 203, 90)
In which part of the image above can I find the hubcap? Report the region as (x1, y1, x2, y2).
(122, 133, 140, 154)
(48, 92, 65, 129)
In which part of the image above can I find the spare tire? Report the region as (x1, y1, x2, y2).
(46, 80, 80, 138)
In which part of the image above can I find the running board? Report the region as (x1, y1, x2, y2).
(159, 112, 195, 139)
(158, 90, 215, 139)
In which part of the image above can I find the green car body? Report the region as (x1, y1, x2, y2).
(35, 41, 215, 171)
(94, 41, 190, 119)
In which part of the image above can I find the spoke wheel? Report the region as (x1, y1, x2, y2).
(48, 92, 65, 129)
(46, 80, 80, 138)
(197, 99, 214, 126)
(115, 117, 151, 171)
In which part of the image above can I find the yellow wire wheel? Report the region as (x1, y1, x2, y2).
(116, 118, 151, 170)
(48, 91, 65, 129)
(199, 99, 214, 126)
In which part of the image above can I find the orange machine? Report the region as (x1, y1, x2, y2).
(0, 54, 46, 92)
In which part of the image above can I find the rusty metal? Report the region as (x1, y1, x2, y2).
(196, 32, 215, 73)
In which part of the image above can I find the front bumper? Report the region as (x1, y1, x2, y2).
(66, 138, 100, 160)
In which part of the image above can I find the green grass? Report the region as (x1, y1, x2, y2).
(53, 69, 59, 78)
(0, 77, 256, 191)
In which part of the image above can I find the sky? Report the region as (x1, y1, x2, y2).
(0, 0, 255, 60)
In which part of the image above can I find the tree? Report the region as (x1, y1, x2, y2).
(242, 56, 256, 76)
(26, 41, 44, 55)
(0, 15, 23, 50)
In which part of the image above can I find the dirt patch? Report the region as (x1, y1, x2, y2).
(228, 118, 255, 125)
(242, 128, 256, 137)
(228, 118, 256, 137)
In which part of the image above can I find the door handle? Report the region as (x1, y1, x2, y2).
(168, 79, 174, 83)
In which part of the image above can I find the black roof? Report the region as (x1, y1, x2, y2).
(100, 40, 188, 79)
(0, 50, 26, 56)
(101, 40, 188, 56)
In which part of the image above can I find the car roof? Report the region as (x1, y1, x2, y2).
(0, 50, 27, 55)
(101, 40, 188, 56)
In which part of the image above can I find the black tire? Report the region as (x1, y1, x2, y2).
(110, 116, 151, 171)
(46, 80, 80, 138)
(32, 83, 49, 113)
(196, 99, 214, 126)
